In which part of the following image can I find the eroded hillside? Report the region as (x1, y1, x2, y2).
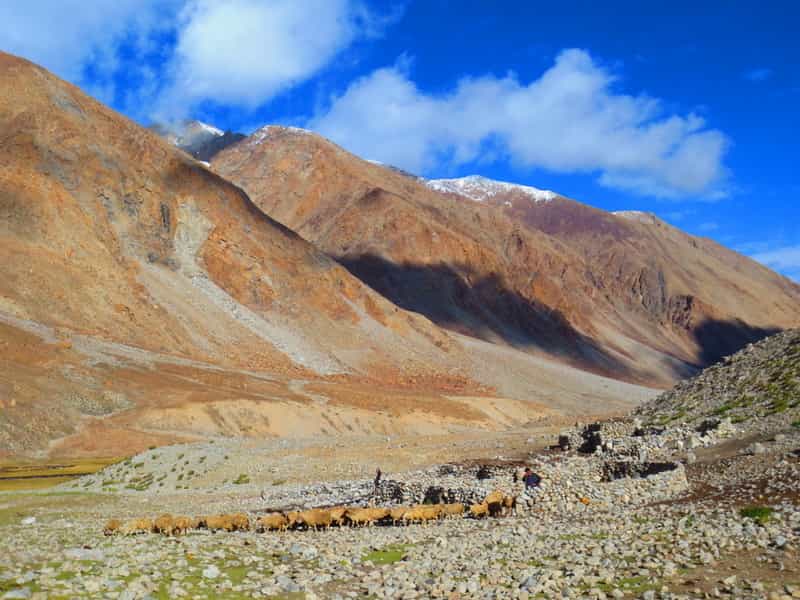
(213, 127, 800, 386)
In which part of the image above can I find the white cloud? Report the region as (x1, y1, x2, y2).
(155, 0, 376, 119)
(751, 245, 800, 279)
(0, 1, 175, 102)
(0, 0, 379, 123)
(309, 49, 730, 198)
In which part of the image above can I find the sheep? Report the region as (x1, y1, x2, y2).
(289, 509, 333, 531)
(441, 503, 465, 519)
(389, 505, 410, 525)
(153, 514, 175, 535)
(484, 490, 505, 517)
(172, 516, 195, 535)
(201, 515, 235, 532)
(502, 495, 517, 516)
(328, 506, 348, 527)
(103, 519, 122, 536)
(469, 503, 489, 519)
(229, 513, 250, 531)
(402, 504, 442, 525)
(120, 518, 154, 535)
(256, 512, 289, 532)
(345, 507, 389, 527)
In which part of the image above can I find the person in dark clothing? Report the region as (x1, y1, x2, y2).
(522, 467, 541, 492)
(374, 467, 382, 490)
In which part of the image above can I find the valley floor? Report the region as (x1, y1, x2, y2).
(0, 421, 798, 600)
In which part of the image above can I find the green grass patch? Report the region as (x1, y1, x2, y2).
(597, 575, 659, 595)
(362, 544, 410, 565)
(233, 474, 250, 485)
(740, 506, 774, 525)
(791, 420, 800, 429)
(225, 564, 249, 585)
(0, 457, 122, 492)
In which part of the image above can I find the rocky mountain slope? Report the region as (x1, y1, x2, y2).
(637, 328, 800, 432)
(212, 126, 800, 387)
(0, 52, 654, 457)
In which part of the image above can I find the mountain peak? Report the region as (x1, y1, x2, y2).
(425, 175, 557, 203)
(183, 119, 224, 138)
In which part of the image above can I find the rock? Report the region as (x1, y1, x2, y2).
(752, 443, 766, 455)
(20, 518, 36, 526)
(686, 436, 703, 450)
(202, 566, 220, 579)
(2, 589, 32, 600)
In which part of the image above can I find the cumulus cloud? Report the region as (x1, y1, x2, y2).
(0, 0, 380, 122)
(0, 1, 175, 104)
(309, 49, 730, 198)
(751, 245, 800, 281)
(155, 0, 377, 119)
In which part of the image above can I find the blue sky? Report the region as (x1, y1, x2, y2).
(2, 1, 798, 280)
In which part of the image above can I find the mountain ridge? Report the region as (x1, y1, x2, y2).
(0, 51, 653, 457)
(212, 124, 800, 386)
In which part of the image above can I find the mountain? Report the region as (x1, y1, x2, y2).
(0, 53, 652, 457)
(212, 126, 800, 387)
(148, 120, 245, 162)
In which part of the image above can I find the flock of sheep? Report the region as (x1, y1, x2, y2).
(103, 490, 517, 536)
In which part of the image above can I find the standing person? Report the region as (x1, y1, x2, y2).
(522, 467, 541, 494)
(374, 467, 382, 491)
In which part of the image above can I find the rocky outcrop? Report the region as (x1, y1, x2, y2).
(637, 329, 800, 433)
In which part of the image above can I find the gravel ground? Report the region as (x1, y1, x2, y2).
(1, 419, 798, 600)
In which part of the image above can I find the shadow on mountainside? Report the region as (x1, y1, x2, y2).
(693, 318, 781, 366)
(337, 253, 641, 381)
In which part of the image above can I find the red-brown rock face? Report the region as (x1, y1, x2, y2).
(0, 53, 531, 455)
(213, 127, 800, 386)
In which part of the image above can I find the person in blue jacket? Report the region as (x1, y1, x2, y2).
(522, 467, 541, 492)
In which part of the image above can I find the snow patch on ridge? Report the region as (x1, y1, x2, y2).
(612, 210, 659, 224)
(249, 125, 313, 146)
(426, 175, 556, 203)
(194, 121, 224, 137)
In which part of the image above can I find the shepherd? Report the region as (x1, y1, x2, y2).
(522, 467, 541, 494)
